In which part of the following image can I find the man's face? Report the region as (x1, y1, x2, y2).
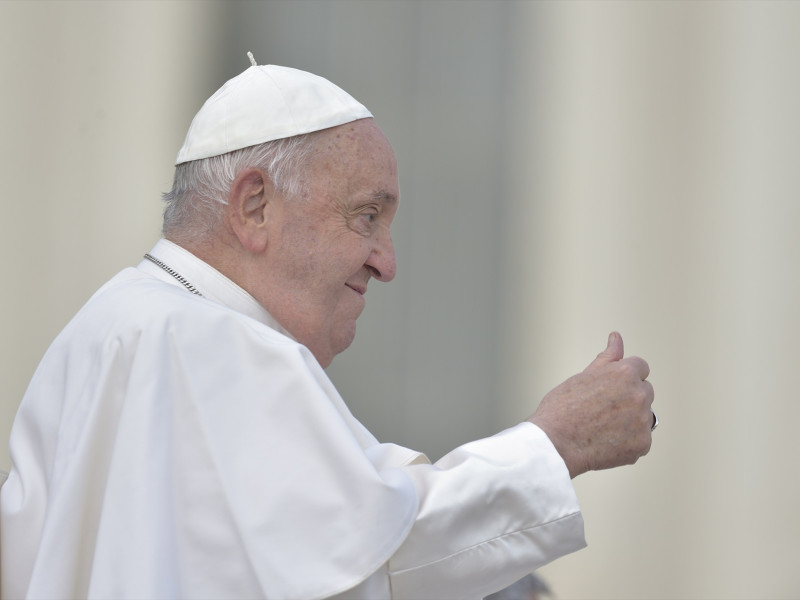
(260, 119, 399, 367)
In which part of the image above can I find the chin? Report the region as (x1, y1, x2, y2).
(331, 323, 358, 357)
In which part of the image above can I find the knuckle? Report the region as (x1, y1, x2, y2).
(618, 361, 636, 378)
(635, 387, 650, 407)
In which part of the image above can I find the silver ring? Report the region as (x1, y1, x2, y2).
(651, 410, 659, 432)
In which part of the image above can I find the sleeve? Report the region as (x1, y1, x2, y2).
(170, 309, 585, 600)
(188, 310, 585, 600)
(386, 422, 586, 600)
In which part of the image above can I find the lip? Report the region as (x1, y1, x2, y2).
(345, 283, 366, 296)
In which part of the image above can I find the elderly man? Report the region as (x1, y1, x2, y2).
(0, 57, 655, 599)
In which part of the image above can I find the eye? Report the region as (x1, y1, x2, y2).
(345, 203, 381, 235)
(357, 206, 380, 226)
(354, 212, 377, 233)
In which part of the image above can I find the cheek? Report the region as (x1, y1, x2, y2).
(276, 224, 328, 279)
(323, 239, 373, 277)
(278, 221, 371, 291)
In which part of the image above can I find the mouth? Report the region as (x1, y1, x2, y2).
(345, 282, 366, 296)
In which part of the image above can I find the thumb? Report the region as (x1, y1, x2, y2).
(586, 331, 624, 370)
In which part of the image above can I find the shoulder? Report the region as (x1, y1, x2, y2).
(56, 268, 304, 363)
(32, 267, 335, 419)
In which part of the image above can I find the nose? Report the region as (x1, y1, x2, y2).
(366, 230, 396, 282)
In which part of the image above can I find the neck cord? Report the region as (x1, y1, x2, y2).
(143, 254, 203, 296)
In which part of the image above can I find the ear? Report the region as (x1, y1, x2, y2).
(227, 167, 274, 253)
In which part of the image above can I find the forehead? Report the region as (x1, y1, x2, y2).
(322, 118, 390, 151)
(314, 120, 398, 189)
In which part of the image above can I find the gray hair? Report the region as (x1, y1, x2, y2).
(162, 133, 321, 238)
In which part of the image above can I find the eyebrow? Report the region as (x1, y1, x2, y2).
(370, 190, 398, 205)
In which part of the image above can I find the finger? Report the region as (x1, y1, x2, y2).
(622, 356, 651, 381)
(586, 331, 624, 371)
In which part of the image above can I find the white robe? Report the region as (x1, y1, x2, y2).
(0, 240, 585, 600)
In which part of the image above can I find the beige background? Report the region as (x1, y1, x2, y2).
(2, 1, 799, 598)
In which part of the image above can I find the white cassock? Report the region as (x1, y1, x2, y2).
(0, 239, 585, 600)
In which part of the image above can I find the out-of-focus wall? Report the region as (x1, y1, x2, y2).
(1, 1, 799, 598)
(0, 1, 225, 465)
(502, 3, 800, 598)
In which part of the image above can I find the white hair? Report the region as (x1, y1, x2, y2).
(162, 133, 321, 238)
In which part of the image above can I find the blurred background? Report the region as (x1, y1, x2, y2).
(2, 1, 799, 597)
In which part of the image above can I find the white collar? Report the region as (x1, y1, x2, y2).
(137, 238, 292, 338)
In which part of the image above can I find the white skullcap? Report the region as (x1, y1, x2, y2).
(175, 54, 372, 165)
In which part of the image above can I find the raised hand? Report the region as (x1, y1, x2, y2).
(529, 332, 655, 478)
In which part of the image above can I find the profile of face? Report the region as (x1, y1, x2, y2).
(258, 118, 399, 367)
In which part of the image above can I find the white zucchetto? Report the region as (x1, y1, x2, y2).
(175, 55, 372, 165)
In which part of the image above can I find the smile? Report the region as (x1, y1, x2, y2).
(345, 283, 366, 296)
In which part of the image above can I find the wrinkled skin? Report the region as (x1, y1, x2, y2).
(529, 332, 654, 478)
